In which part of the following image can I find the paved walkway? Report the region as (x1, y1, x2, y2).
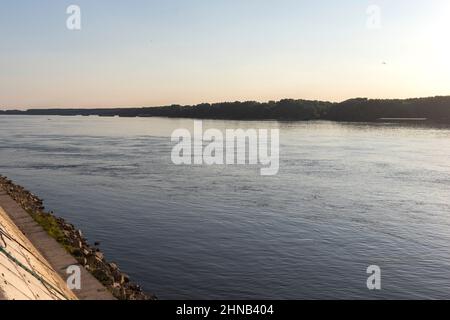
(0, 190, 114, 300)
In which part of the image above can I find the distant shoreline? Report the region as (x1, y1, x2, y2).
(1, 96, 450, 123)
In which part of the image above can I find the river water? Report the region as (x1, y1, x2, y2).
(0, 115, 449, 299)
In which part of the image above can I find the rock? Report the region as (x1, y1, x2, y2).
(86, 255, 100, 268)
(112, 286, 122, 298)
(71, 239, 83, 249)
(63, 223, 74, 231)
(109, 262, 118, 271)
(95, 252, 104, 262)
(92, 269, 113, 286)
(112, 270, 125, 284)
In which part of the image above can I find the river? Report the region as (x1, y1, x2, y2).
(1, 115, 449, 299)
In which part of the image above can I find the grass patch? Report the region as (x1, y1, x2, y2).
(28, 210, 75, 253)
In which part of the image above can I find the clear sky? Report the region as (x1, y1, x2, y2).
(1, 0, 449, 109)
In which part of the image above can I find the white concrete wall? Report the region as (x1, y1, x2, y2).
(0, 207, 77, 300)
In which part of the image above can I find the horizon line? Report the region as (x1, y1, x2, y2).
(2, 94, 450, 111)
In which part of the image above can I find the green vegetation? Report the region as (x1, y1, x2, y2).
(2, 96, 450, 122)
(27, 210, 75, 253)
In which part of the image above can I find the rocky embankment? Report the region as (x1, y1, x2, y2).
(0, 175, 155, 300)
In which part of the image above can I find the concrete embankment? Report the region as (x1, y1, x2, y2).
(0, 203, 78, 300)
(0, 176, 154, 300)
(0, 187, 113, 300)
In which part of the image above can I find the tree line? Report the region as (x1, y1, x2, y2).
(2, 96, 450, 123)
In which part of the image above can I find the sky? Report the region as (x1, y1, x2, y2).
(1, 0, 450, 109)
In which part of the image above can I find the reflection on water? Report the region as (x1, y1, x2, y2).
(1, 116, 450, 299)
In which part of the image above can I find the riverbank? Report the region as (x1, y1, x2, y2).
(0, 175, 155, 300)
(1, 96, 449, 122)
(0, 201, 78, 300)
